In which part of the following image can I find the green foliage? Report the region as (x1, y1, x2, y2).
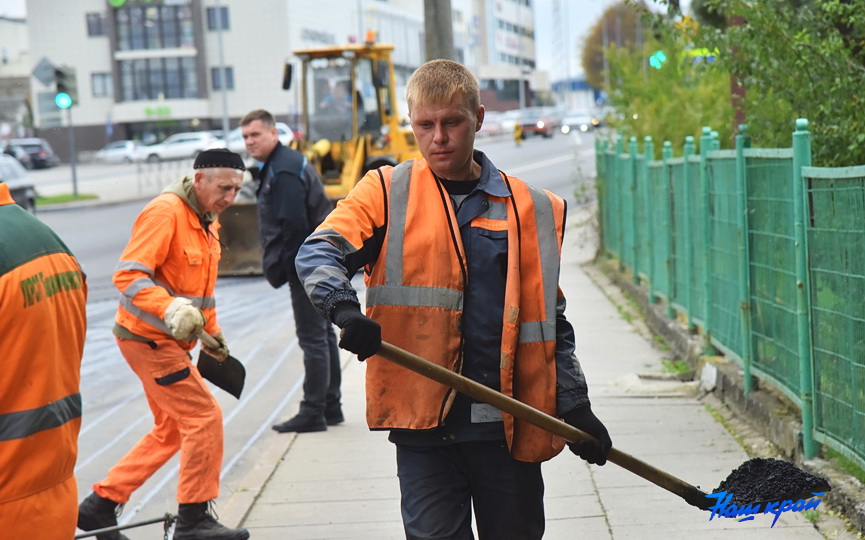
(581, 2, 647, 90)
(603, 18, 733, 157)
(698, 0, 865, 166)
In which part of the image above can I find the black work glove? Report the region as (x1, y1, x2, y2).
(332, 302, 381, 361)
(562, 405, 612, 466)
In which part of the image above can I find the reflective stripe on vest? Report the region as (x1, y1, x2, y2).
(0, 393, 81, 442)
(520, 185, 559, 344)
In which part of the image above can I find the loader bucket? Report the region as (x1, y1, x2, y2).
(218, 202, 263, 276)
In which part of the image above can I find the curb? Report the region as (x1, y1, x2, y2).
(590, 255, 865, 536)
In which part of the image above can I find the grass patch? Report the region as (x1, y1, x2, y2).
(37, 193, 98, 205)
(802, 509, 820, 523)
(661, 359, 691, 374)
(824, 447, 865, 485)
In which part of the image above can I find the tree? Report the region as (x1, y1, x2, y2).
(699, 0, 865, 165)
(581, 2, 647, 90)
(603, 12, 733, 156)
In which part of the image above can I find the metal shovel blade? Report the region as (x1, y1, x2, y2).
(196, 333, 245, 399)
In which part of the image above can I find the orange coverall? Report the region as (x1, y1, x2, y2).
(93, 183, 225, 504)
(0, 183, 87, 538)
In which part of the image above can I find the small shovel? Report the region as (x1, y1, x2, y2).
(376, 340, 714, 510)
(196, 332, 246, 399)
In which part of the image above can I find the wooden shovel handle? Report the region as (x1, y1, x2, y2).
(377, 341, 711, 510)
(197, 331, 228, 362)
(197, 331, 220, 349)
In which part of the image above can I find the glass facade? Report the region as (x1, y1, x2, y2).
(114, 5, 195, 51)
(119, 57, 198, 101)
(113, 2, 201, 102)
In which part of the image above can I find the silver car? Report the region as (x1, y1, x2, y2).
(137, 131, 222, 162)
(0, 154, 37, 213)
(95, 140, 142, 163)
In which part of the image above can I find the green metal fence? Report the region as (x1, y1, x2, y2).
(595, 119, 864, 469)
(802, 164, 865, 466)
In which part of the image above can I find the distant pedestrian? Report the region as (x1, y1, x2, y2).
(240, 109, 343, 433)
(296, 59, 612, 539)
(76, 149, 249, 540)
(0, 180, 87, 540)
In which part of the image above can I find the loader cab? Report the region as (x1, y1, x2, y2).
(305, 56, 384, 143)
(292, 42, 419, 200)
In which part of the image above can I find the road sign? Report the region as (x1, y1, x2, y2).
(32, 57, 56, 87)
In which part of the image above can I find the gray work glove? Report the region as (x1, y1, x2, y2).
(562, 405, 612, 466)
(332, 303, 381, 361)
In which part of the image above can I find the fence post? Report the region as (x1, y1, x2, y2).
(616, 136, 625, 269)
(629, 136, 639, 283)
(735, 124, 754, 394)
(700, 126, 714, 348)
(792, 118, 817, 459)
(682, 135, 696, 331)
(711, 130, 720, 151)
(644, 136, 655, 296)
(663, 140, 675, 319)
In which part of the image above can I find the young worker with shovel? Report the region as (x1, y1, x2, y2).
(296, 59, 612, 539)
(76, 149, 249, 540)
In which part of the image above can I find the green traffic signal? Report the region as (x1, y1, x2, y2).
(650, 50, 668, 69)
(55, 92, 72, 109)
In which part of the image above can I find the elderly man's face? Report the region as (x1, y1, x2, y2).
(193, 168, 243, 215)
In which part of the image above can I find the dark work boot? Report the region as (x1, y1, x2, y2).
(174, 502, 249, 540)
(272, 412, 327, 433)
(77, 492, 130, 540)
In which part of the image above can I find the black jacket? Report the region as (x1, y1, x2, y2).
(256, 142, 332, 288)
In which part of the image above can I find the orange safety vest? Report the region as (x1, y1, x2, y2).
(0, 183, 87, 504)
(327, 159, 567, 462)
(114, 192, 222, 345)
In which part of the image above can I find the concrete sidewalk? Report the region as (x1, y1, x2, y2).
(228, 214, 836, 539)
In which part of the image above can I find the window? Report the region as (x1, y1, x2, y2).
(119, 57, 198, 101)
(114, 5, 194, 51)
(86, 13, 106, 36)
(206, 7, 229, 31)
(91, 73, 112, 98)
(211, 66, 234, 90)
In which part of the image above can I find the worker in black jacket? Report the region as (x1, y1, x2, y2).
(241, 109, 343, 433)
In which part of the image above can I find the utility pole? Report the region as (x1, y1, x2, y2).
(424, 0, 454, 61)
(215, 0, 230, 141)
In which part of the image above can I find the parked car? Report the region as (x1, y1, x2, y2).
(223, 122, 294, 155)
(137, 131, 222, 162)
(10, 137, 60, 169)
(95, 140, 143, 163)
(0, 154, 37, 213)
(3, 143, 33, 169)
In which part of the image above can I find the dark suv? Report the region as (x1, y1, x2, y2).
(11, 137, 60, 169)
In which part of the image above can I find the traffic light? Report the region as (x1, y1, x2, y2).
(649, 50, 668, 69)
(55, 67, 78, 107)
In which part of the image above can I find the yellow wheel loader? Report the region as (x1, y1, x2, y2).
(218, 38, 421, 276)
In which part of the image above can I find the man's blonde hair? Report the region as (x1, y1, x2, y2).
(406, 59, 480, 116)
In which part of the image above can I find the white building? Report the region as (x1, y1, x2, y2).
(23, 0, 542, 158)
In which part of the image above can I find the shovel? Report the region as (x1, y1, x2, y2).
(196, 332, 246, 399)
(376, 340, 714, 510)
